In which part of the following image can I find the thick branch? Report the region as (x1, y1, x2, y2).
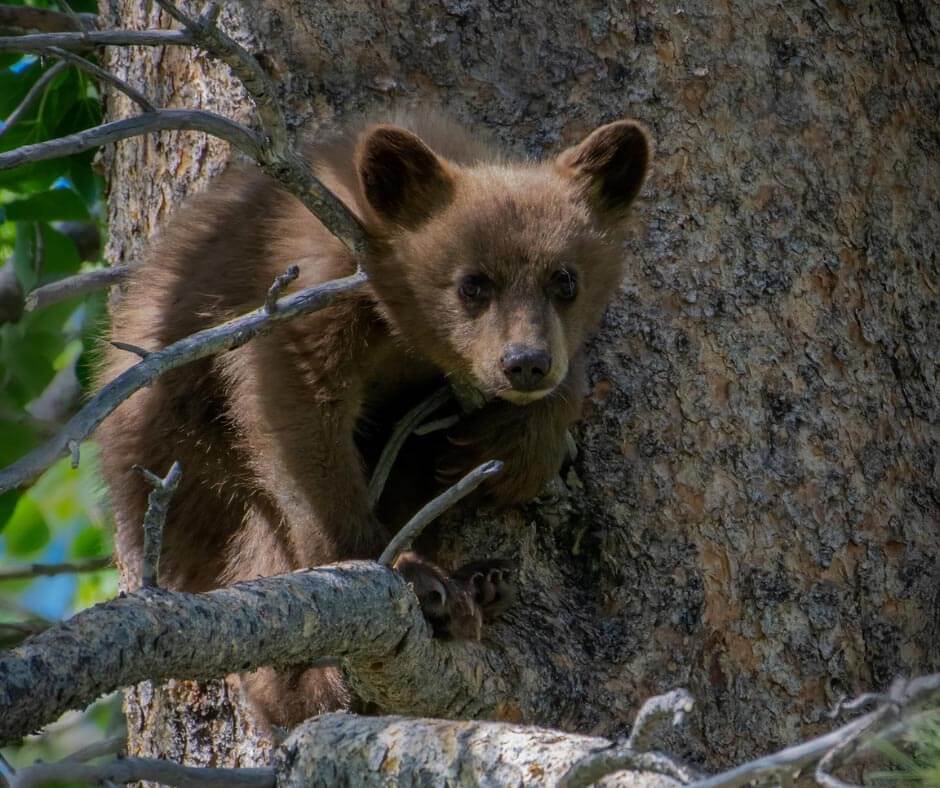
(0, 110, 263, 171)
(278, 714, 683, 788)
(0, 271, 366, 494)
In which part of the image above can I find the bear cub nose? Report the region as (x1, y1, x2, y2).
(501, 345, 551, 390)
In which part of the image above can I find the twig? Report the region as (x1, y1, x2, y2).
(378, 459, 504, 566)
(134, 461, 182, 588)
(558, 748, 700, 788)
(59, 734, 125, 763)
(0, 270, 367, 494)
(412, 414, 461, 436)
(0, 29, 193, 53)
(0, 61, 69, 140)
(558, 689, 699, 788)
(368, 386, 453, 508)
(109, 340, 150, 359)
(46, 46, 156, 113)
(264, 264, 299, 313)
(25, 263, 137, 312)
(10, 757, 274, 788)
(627, 688, 695, 751)
(67, 438, 80, 468)
(0, 556, 111, 581)
(0, 109, 264, 171)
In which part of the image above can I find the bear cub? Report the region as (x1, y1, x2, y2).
(97, 113, 650, 725)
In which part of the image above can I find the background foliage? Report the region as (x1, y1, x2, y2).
(0, 0, 120, 769)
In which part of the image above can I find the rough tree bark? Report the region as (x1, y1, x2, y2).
(99, 0, 939, 774)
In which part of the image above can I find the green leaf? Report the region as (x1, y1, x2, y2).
(0, 489, 19, 530)
(2, 189, 90, 222)
(0, 420, 36, 468)
(70, 525, 105, 558)
(3, 496, 50, 557)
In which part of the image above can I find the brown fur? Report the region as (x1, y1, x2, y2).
(97, 113, 650, 725)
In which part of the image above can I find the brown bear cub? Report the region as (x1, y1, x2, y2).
(97, 113, 650, 725)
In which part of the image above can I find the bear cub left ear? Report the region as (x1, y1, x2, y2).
(356, 125, 455, 230)
(556, 120, 651, 220)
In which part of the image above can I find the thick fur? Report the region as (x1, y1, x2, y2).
(97, 113, 650, 726)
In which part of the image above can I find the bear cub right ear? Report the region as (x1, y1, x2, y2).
(356, 125, 455, 230)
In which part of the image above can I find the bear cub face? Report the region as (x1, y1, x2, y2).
(355, 120, 650, 403)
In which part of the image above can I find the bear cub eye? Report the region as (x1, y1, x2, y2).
(458, 274, 492, 308)
(549, 268, 578, 301)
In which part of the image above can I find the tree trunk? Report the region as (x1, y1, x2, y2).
(101, 0, 939, 773)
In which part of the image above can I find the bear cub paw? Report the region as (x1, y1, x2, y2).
(394, 553, 515, 641)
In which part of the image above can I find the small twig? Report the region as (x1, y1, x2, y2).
(46, 46, 156, 113)
(0, 29, 193, 53)
(0, 556, 111, 581)
(368, 386, 453, 508)
(0, 270, 367, 494)
(0, 109, 263, 172)
(412, 413, 461, 436)
(25, 263, 138, 312)
(627, 688, 695, 751)
(110, 340, 150, 359)
(10, 757, 274, 788)
(59, 734, 125, 763)
(67, 439, 80, 468)
(378, 459, 504, 566)
(134, 461, 182, 588)
(0, 61, 69, 141)
(558, 748, 700, 788)
(264, 264, 299, 313)
(828, 692, 893, 719)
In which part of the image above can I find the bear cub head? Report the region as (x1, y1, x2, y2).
(356, 119, 651, 404)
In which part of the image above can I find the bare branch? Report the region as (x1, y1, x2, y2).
(0, 109, 263, 171)
(0, 29, 193, 53)
(264, 264, 300, 313)
(379, 459, 504, 566)
(627, 688, 695, 751)
(46, 46, 156, 113)
(0, 61, 69, 141)
(0, 270, 366, 493)
(59, 734, 125, 763)
(0, 556, 111, 581)
(25, 263, 136, 312)
(0, 6, 95, 35)
(134, 461, 182, 588)
(11, 757, 275, 788)
(368, 386, 453, 508)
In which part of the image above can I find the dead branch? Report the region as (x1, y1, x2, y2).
(0, 110, 264, 171)
(10, 757, 274, 788)
(0, 29, 193, 53)
(368, 386, 453, 508)
(45, 46, 156, 113)
(0, 62, 69, 140)
(278, 713, 684, 787)
(0, 270, 367, 494)
(134, 461, 182, 588)
(628, 688, 695, 751)
(0, 556, 112, 581)
(264, 265, 300, 313)
(24, 264, 136, 312)
(0, 6, 96, 35)
(378, 459, 504, 565)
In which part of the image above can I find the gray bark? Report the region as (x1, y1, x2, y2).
(100, 0, 939, 774)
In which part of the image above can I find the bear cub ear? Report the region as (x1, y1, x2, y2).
(356, 125, 455, 229)
(556, 120, 651, 221)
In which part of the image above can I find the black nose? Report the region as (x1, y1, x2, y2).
(501, 345, 551, 390)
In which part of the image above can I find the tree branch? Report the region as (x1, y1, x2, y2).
(0, 556, 112, 581)
(24, 263, 138, 312)
(0, 62, 69, 141)
(0, 270, 367, 494)
(0, 6, 96, 35)
(0, 29, 193, 53)
(11, 758, 274, 788)
(134, 461, 182, 588)
(0, 110, 263, 171)
(46, 46, 156, 113)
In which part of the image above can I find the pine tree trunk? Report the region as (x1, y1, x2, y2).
(101, 0, 939, 772)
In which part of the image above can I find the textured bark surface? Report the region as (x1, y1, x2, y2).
(101, 0, 939, 773)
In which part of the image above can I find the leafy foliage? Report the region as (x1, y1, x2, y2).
(870, 713, 940, 786)
(0, 0, 121, 767)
